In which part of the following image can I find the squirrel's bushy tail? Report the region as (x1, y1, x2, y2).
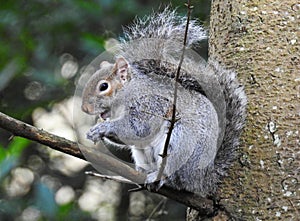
(209, 62, 247, 177)
(119, 8, 207, 68)
(122, 8, 207, 47)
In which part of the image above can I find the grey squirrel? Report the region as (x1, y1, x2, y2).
(81, 9, 247, 196)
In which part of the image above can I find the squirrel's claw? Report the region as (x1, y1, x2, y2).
(145, 171, 166, 192)
(86, 123, 106, 143)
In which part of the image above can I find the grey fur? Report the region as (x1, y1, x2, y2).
(82, 9, 247, 196)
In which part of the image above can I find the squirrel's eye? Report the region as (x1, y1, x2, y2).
(96, 80, 111, 95)
(99, 82, 109, 91)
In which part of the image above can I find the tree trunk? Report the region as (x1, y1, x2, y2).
(208, 0, 299, 220)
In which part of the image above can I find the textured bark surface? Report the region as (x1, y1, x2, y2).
(209, 0, 299, 220)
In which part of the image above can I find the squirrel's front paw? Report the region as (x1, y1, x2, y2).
(145, 171, 166, 192)
(86, 123, 108, 143)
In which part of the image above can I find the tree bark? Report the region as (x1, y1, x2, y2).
(208, 0, 299, 220)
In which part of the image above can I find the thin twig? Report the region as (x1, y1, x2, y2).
(156, 0, 193, 181)
(147, 198, 168, 221)
(85, 171, 141, 186)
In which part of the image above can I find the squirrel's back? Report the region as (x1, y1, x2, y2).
(120, 8, 247, 194)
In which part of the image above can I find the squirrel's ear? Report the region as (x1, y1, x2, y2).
(114, 57, 130, 84)
(100, 61, 111, 68)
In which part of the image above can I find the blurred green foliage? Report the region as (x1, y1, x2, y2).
(0, 0, 210, 220)
(0, 137, 31, 180)
(0, 0, 210, 119)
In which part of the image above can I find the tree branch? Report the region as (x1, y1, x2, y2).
(0, 111, 144, 183)
(0, 111, 215, 215)
(0, 111, 84, 159)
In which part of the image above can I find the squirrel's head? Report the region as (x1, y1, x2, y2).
(81, 57, 131, 120)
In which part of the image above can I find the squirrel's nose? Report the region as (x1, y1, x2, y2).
(81, 103, 94, 114)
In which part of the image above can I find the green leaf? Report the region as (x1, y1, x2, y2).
(80, 33, 105, 55)
(0, 143, 6, 162)
(7, 137, 31, 157)
(0, 137, 31, 181)
(57, 202, 74, 219)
